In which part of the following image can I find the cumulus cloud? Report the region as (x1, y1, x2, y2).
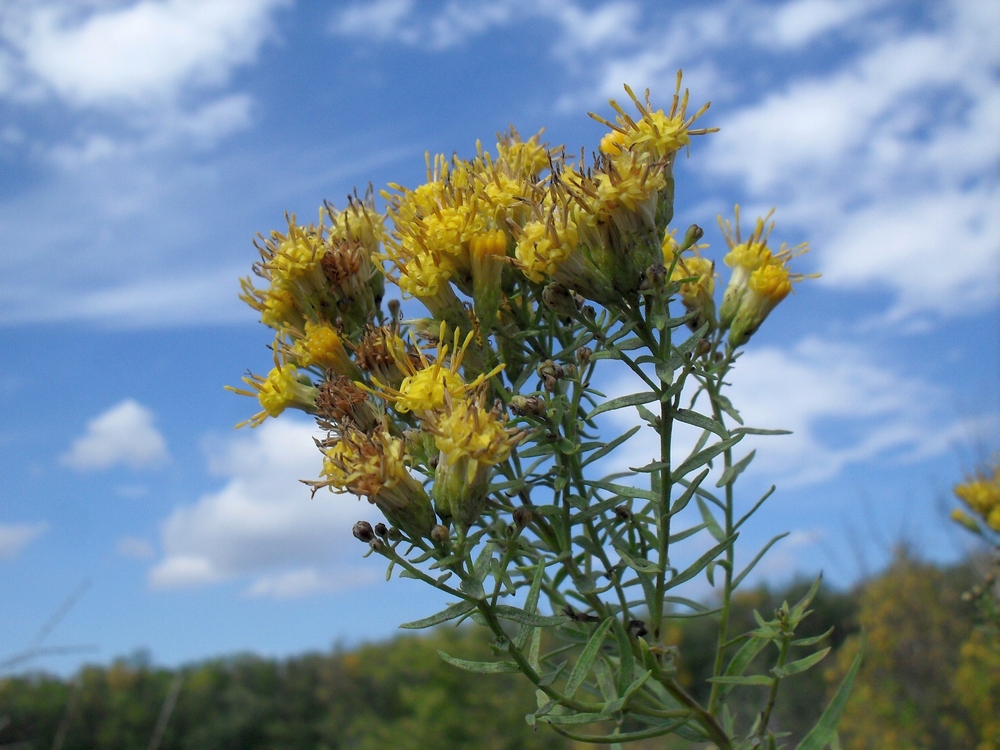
(61, 399, 169, 471)
(0, 522, 48, 559)
(598, 337, 974, 487)
(2, 0, 286, 107)
(330, 0, 639, 56)
(701, 0, 1000, 319)
(149, 419, 382, 596)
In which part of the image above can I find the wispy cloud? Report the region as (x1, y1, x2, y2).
(0, 522, 48, 559)
(1, 0, 286, 109)
(149, 419, 382, 596)
(597, 336, 978, 488)
(61, 399, 169, 471)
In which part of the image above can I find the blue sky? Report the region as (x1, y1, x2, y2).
(1, 0, 997, 675)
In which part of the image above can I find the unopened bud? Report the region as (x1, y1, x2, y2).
(431, 524, 450, 543)
(374, 522, 388, 537)
(352, 521, 375, 543)
(510, 395, 546, 417)
(576, 346, 593, 367)
(537, 360, 565, 380)
(543, 375, 558, 393)
(387, 527, 402, 541)
(680, 224, 704, 251)
(387, 298, 401, 322)
(513, 505, 533, 528)
(370, 537, 385, 552)
(614, 505, 631, 521)
(542, 283, 583, 321)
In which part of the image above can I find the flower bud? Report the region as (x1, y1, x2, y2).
(352, 521, 376, 543)
(374, 522, 388, 537)
(576, 346, 593, 367)
(470, 230, 507, 331)
(512, 505, 533, 528)
(542, 283, 583, 322)
(431, 524, 450, 543)
(509, 395, 546, 417)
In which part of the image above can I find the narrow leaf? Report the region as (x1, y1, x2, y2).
(587, 391, 659, 419)
(582, 425, 642, 466)
(671, 435, 742, 482)
(772, 647, 831, 679)
(731, 532, 791, 589)
(707, 674, 774, 686)
(437, 650, 520, 673)
(515, 563, 546, 650)
(716, 449, 756, 488)
(670, 469, 710, 515)
(494, 605, 570, 628)
(399, 600, 476, 629)
(796, 637, 865, 750)
(611, 617, 635, 697)
(665, 533, 738, 591)
(673, 408, 729, 438)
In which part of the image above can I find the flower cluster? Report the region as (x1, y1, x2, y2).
(952, 461, 1000, 533)
(230, 75, 813, 542)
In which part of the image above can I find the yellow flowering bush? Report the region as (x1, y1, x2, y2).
(230, 75, 854, 748)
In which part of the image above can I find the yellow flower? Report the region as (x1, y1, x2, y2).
(718, 206, 812, 346)
(515, 217, 579, 284)
(371, 322, 504, 415)
(226, 363, 318, 427)
(288, 321, 361, 377)
(318, 425, 435, 539)
(954, 462, 1000, 532)
(592, 73, 716, 164)
(426, 389, 522, 525)
(666, 240, 716, 328)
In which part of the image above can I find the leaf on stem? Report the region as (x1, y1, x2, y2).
(587, 391, 660, 419)
(795, 637, 865, 750)
(437, 650, 520, 673)
(399, 600, 478, 629)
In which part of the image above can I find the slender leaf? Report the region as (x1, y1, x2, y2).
(670, 469, 710, 515)
(731, 532, 791, 589)
(796, 637, 865, 750)
(792, 627, 835, 648)
(399, 600, 477, 629)
(611, 617, 636, 697)
(673, 408, 729, 438)
(697, 496, 726, 542)
(549, 720, 689, 744)
(671, 435, 743, 482)
(588, 391, 660, 419)
(515, 563, 546, 650)
(772, 647, 831, 679)
(707, 675, 774, 686)
(665, 533, 738, 591)
(582, 425, 642, 466)
(716, 450, 756, 488)
(590, 480, 659, 503)
(437, 650, 520, 673)
(494, 604, 570, 627)
(564, 619, 613, 699)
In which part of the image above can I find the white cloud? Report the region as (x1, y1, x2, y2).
(702, 0, 1000, 318)
(597, 336, 972, 488)
(61, 399, 169, 471)
(245, 567, 378, 598)
(5, 0, 286, 107)
(117, 535, 156, 559)
(765, 0, 872, 48)
(149, 419, 383, 594)
(330, 0, 639, 55)
(0, 522, 48, 559)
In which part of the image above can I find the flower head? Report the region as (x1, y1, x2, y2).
(953, 461, 1000, 532)
(226, 363, 318, 427)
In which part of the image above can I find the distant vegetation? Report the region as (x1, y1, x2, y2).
(2, 553, 996, 750)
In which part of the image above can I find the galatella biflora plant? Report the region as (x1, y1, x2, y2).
(230, 74, 862, 748)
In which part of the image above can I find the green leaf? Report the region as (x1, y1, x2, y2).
(734, 485, 776, 531)
(589, 480, 659, 503)
(673, 408, 729, 438)
(707, 674, 774, 686)
(614, 545, 661, 575)
(792, 627, 835, 648)
(772, 647, 831, 679)
(732, 427, 791, 436)
(587, 391, 659, 419)
(791, 575, 824, 622)
(720, 636, 770, 698)
(731, 532, 791, 589)
(671, 434, 743, 482)
(494, 605, 570, 628)
(670, 469, 710, 515)
(697, 496, 726, 542)
(437, 650, 520, 673)
(795, 637, 865, 750)
(548, 720, 688, 744)
(515, 563, 546, 650)
(611, 617, 636, 698)
(716, 449, 756, 488)
(665, 533, 737, 591)
(564, 618, 613, 699)
(399, 600, 476, 629)
(581, 425, 642, 466)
